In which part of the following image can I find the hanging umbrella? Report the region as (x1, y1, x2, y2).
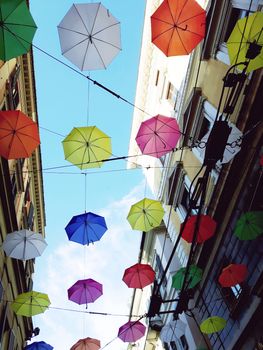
(118, 320, 146, 342)
(127, 198, 165, 232)
(0, 110, 40, 159)
(234, 211, 263, 240)
(12, 291, 50, 317)
(57, 3, 121, 71)
(2, 229, 47, 261)
(122, 263, 155, 289)
(68, 278, 103, 307)
(218, 264, 248, 287)
(151, 0, 206, 56)
(70, 337, 100, 350)
(227, 12, 263, 73)
(0, 0, 37, 61)
(195, 121, 243, 164)
(182, 215, 217, 243)
(160, 319, 186, 342)
(24, 341, 53, 350)
(172, 265, 203, 290)
(135, 115, 181, 158)
(62, 126, 112, 169)
(65, 212, 107, 245)
(200, 316, 226, 334)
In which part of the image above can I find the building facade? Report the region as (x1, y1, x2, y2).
(128, 0, 263, 349)
(0, 48, 45, 349)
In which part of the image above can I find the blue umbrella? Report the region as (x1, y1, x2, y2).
(24, 341, 53, 350)
(65, 212, 108, 245)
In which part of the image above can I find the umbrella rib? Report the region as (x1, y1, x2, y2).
(73, 4, 91, 35)
(174, 27, 188, 54)
(177, 12, 205, 27)
(2, 23, 30, 52)
(89, 36, 121, 50)
(89, 2, 101, 38)
(4, 22, 37, 29)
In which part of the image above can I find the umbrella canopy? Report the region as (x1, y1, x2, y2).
(172, 265, 203, 290)
(12, 291, 50, 317)
(24, 341, 53, 350)
(200, 316, 226, 334)
(160, 319, 186, 342)
(65, 212, 107, 245)
(135, 115, 181, 158)
(182, 215, 217, 243)
(57, 3, 121, 71)
(0, 0, 37, 61)
(118, 321, 146, 342)
(70, 337, 100, 350)
(0, 110, 40, 159)
(227, 12, 263, 73)
(68, 278, 103, 306)
(62, 126, 112, 169)
(122, 263, 155, 289)
(234, 211, 263, 240)
(196, 121, 243, 164)
(127, 198, 165, 232)
(218, 263, 248, 288)
(151, 0, 206, 56)
(2, 229, 47, 261)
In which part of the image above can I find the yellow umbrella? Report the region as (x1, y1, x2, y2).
(62, 126, 112, 169)
(200, 316, 226, 334)
(11, 291, 50, 317)
(127, 198, 165, 232)
(227, 12, 263, 73)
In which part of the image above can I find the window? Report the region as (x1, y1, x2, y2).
(7, 65, 20, 110)
(179, 335, 189, 350)
(155, 70, 160, 86)
(170, 341, 178, 350)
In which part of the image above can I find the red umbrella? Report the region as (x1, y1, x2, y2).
(135, 115, 181, 158)
(182, 215, 217, 243)
(218, 264, 248, 287)
(151, 0, 206, 56)
(122, 263, 155, 289)
(70, 337, 100, 350)
(0, 110, 40, 159)
(118, 321, 146, 342)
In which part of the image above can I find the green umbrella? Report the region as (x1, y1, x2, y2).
(11, 291, 50, 317)
(200, 316, 226, 334)
(62, 126, 112, 169)
(234, 211, 263, 240)
(227, 12, 263, 73)
(172, 265, 203, 290)
(0, 0, 37, 61)
(127, 198, 165, 232)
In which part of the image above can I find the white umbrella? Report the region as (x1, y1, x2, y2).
(160, 319, 186, 343)
(2, 229, 47, 260)
(196, 120, 243, 164)
(57, 2, 121, 71)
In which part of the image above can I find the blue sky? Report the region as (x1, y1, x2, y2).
(29, 1, 147, 349)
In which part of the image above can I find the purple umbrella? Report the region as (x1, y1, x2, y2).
(135, 115, 181, 158)
(68, 279, 103, 308)
(118, 321, 146, 342)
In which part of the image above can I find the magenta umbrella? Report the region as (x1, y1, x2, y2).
(135, 115, 181, 158)
(118, 321, 146, 342)
(68, 278, 103, 308)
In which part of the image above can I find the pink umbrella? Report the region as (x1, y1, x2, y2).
(70, 337, 100, 350)
(122, 263, 155, 289)
(135, 115, 181, 158)
(67, 278, 103, 307)
(118, 320, 146, 342)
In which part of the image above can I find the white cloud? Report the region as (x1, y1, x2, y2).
(31, 182, 147, 350)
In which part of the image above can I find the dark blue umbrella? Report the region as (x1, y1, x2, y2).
(24, 341, 53, 350)
(65, 212, 107, 245)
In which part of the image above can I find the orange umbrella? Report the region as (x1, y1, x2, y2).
(151, 0, 206, 56)
(0, 110, 40, 159)
(70, 337, 100, 350)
